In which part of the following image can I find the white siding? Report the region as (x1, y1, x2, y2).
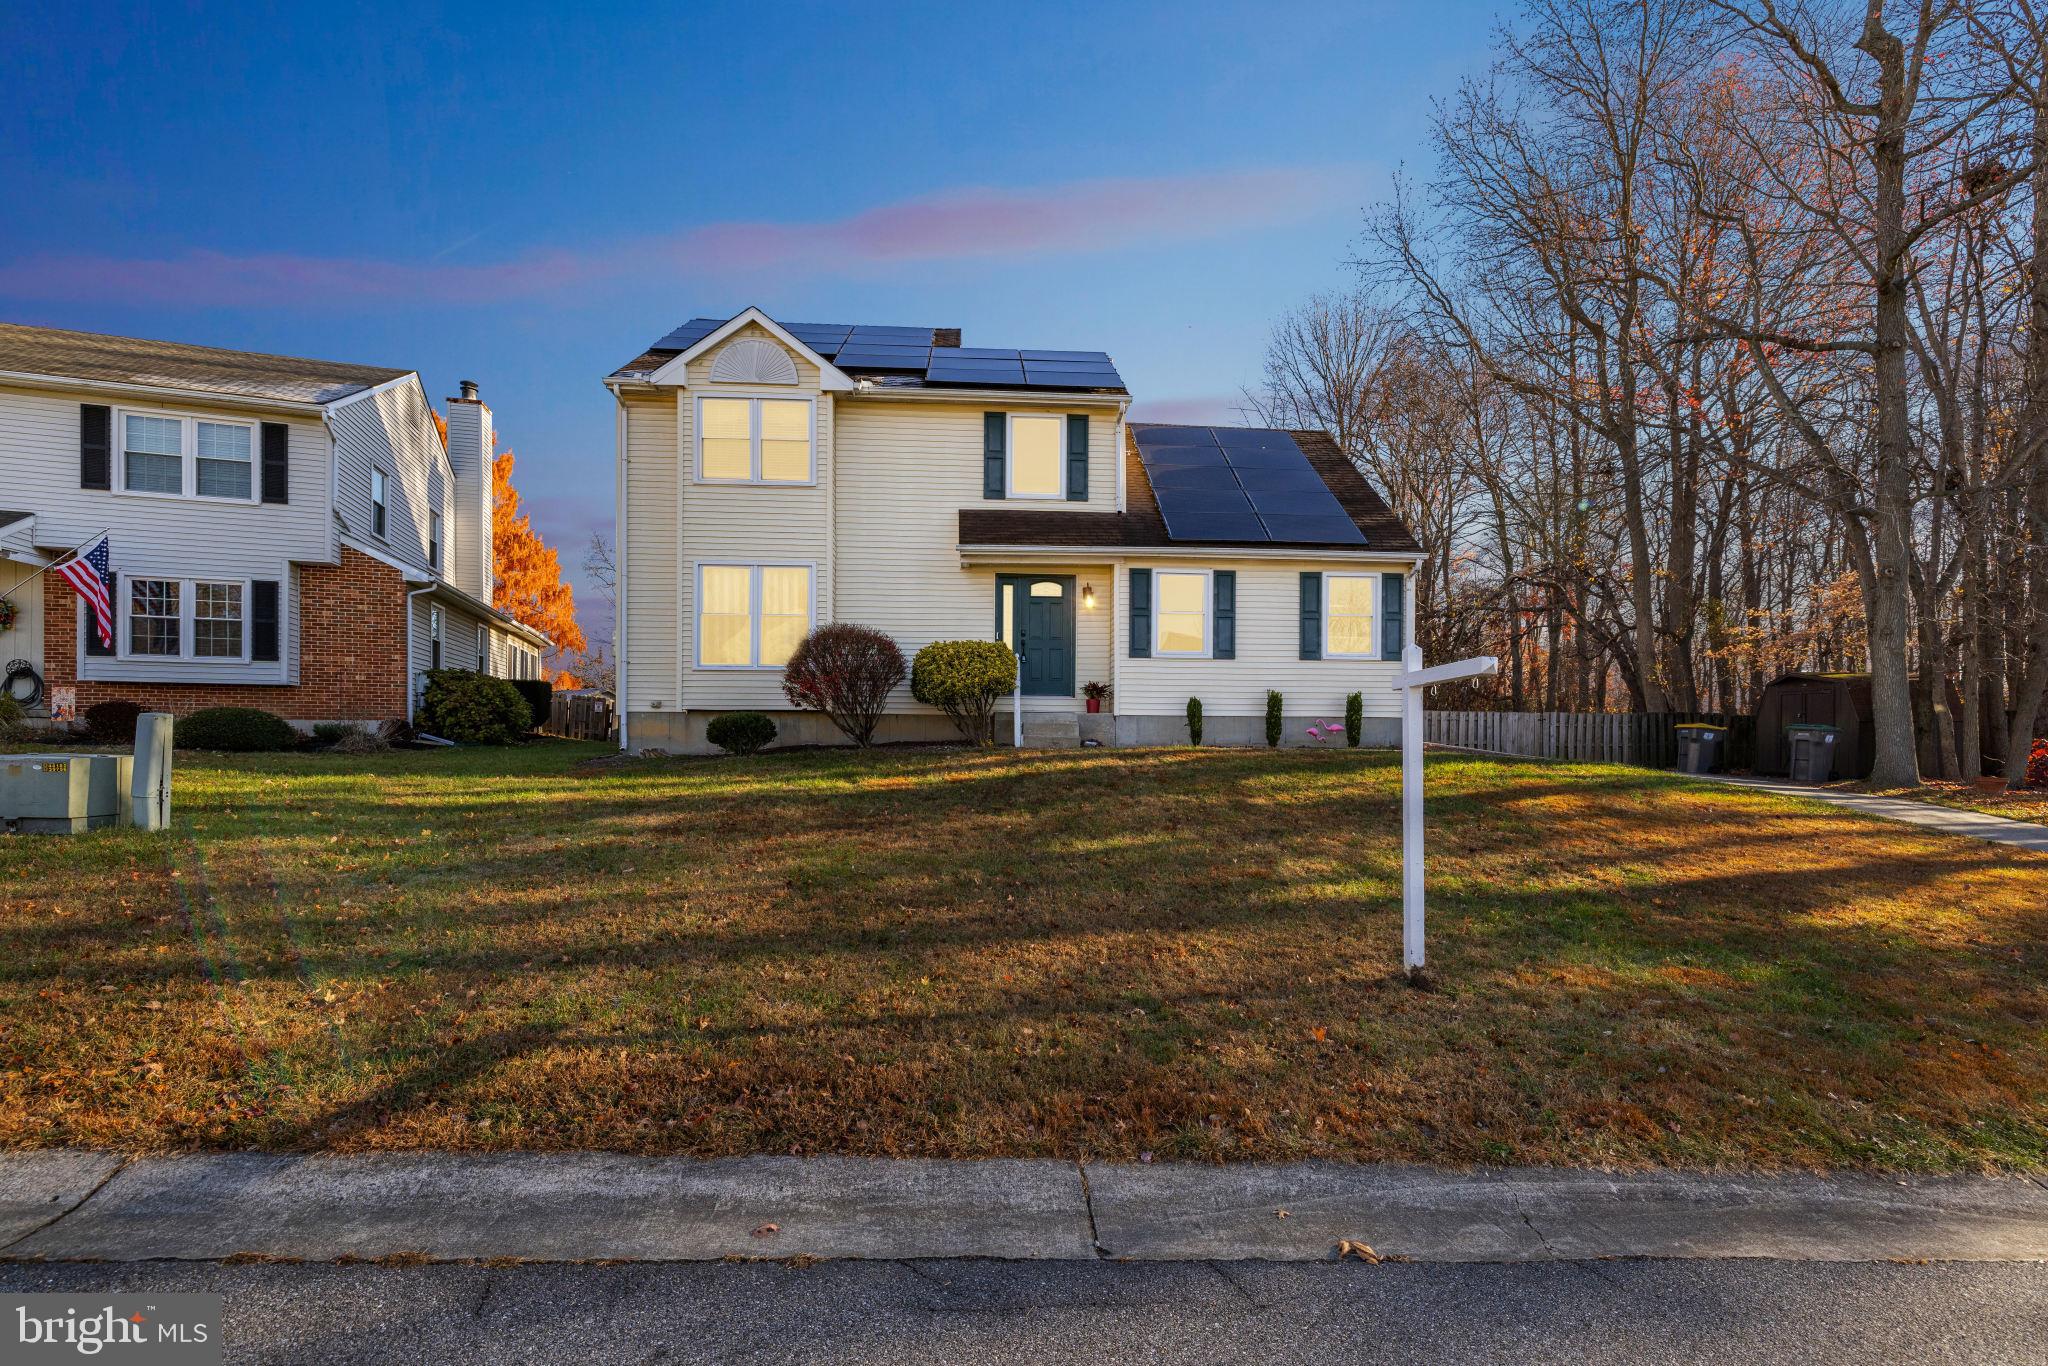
(330, 381, 448, 579)
(1114, 559, 1410, 717)
(621, 391, 678, 707)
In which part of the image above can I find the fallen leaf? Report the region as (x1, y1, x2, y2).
(751, 1223, 780, 1238)
(1336, 1240, 1382, 1263)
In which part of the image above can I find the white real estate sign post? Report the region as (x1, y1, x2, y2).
(1392, 644, 1498, 976)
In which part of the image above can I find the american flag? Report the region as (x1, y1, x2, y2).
(56, 533, 114, 649)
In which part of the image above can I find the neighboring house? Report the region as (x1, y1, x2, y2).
(606, 308, 1424, 752)
(0, 323, 549, 728)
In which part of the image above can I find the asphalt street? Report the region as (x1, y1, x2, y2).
(5, 1257, 2045, 1364)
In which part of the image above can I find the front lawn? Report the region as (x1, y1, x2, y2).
(2, 742, 2043, 1171)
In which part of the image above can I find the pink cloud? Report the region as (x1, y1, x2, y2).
(0, 168, 1346, 309)
(1129, 394, 1256, 425)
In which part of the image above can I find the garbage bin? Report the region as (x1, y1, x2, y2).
(1675, 723, 1727, 774)
(1785, 723, 1840, 783)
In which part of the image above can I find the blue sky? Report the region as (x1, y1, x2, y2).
(1, 0, 1500, 643)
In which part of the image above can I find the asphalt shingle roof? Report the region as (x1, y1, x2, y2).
(0, 323, 411, 405)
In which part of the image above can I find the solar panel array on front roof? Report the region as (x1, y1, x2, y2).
(1133, 425, 1367, 545)
(647, 317, 1124, 391)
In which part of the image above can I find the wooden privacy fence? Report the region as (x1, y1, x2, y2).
(1425, 710, 1749, 769)
(547, 691, 615, 742)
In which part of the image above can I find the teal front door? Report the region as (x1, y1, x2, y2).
(996, 575, 1076, 697)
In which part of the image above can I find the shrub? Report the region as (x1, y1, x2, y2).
(706, 711, 777, 756)
(1265, 690, 1284, 748)
(910, 640, 1017, 747)
(311, 722, 354, 747)
(0, 692, 25, 741)
(1345, 692, 1363, 748)
(2028, 738, 2048, 789)
(1186, 697, 1204, 747)
(84, 700, 142, 744)
(419, 668, 532, 745)
(330, 726, 390, 755)
(782, 623, 907, 747)
(510, 679, 553, 733)
(176, 706, 297, 752)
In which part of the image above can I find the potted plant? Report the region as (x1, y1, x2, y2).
(1083, 680, 1111, 714)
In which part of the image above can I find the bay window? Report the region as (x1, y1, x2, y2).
(697, 397, 814, 484)
(697, 563, 813, 668)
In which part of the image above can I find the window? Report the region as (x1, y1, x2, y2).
(117, 411, 257, 501)
(1154, 570, 1209, 656)
(476, 624, 489, 674)
(429, 605, 443, 668)
(195, 422, 252, 499)
(371, 470, 388, 538)
(1008, 414, 1064, 499)
(429, 512, 442, 570)
(696, 564, 813, 667)
(192, 582, 243, 658)
(696, 397, 813, 484)
(129, 579, 181, 656)
(1325, 574, 1376, 658)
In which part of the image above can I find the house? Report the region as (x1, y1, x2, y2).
(0, 323, 550, 728)
(605, 307, 1423, 753)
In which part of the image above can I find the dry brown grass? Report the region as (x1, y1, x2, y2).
(2, 741, 2043, 1171)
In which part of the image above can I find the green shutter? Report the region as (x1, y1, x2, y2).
(1065, 414, 1088, 501)
(983, 413, 1006, 499)
(1128, 568, 1152, 658)
(1381, 572, 1406, 660)
(1299, 572, 1322, 660)
(1212, 571, 1236, 659)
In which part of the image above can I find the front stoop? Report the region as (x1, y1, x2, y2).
(1019, 711, 1081, 749)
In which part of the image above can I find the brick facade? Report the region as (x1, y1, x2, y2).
(43, 546, 410, 722)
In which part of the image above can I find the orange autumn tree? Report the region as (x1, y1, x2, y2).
(491, 447, 587, 677)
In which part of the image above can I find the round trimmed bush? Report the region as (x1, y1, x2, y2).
(176, 706, 297, 752)
(910, 640, 1017, 747)
(706, 711, 777, 756)
(782, 623, 907, 747)
(84, 700, 143, 744)
(419, 668, 533, 745)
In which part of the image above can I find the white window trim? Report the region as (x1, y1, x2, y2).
(1151, 567, 1213, 659)
(111, 406, 261, 506)
(1324, 572, 1380, 660)
(429, 510, 443, 571)
(110, 575, 254, 665)
(694, 394, 818, 486)
(475, 623, 489, 673)
(1005, 412, 1067, 501)
(692, 560, 817, 670)
(370, 468, 390, 540)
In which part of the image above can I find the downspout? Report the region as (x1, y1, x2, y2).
(613, 392, 629, 751)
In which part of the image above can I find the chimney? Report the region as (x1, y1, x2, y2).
(444, 383, 494, 603)
(933, 328, 962, 349)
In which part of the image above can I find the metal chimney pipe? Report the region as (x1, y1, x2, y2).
(459, 379, 479, 401)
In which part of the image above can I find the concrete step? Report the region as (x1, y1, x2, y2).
(1018, 712, 1081, 749)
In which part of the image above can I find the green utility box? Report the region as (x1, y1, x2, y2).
(0, 752, 132, 834)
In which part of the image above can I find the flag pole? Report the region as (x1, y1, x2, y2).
(0, 528, 113, 600)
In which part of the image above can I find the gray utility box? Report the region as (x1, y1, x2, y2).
(1785, 724, 1840, 784)
(1675, 724, 1727, 775)
(1, 753, 133, 834)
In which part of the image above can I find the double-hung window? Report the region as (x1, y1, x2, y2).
(475, 624, 488, 673)
(371, 469, 389, 538)
(697, 397, 814, 484)
(429, 605, 443, 668)
(429, 511, 443, 570)
(1154, 570, 1210, 656)
(115, 577, 249, 662)
(118, 412, 256, 502)
(697, 564, 813, 668)
(1324, 574, 1377, 658)
(1007, 414, 1065, 499)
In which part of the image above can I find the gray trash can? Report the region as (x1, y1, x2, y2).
(1675, 724, 1727, 775)
(1785, 723, 1840, 783)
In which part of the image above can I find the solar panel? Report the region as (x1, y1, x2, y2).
(1020, 349, 1113, 363)
(1021, 362, 1124, 389)
(927, 358, 1027, 385)
(652, 318, 723, 350)
(1133, 424, 1368, 544)
(935, 347, 1024, 361)
(847, 325, 936, 342)
(836, 346, 932, 370)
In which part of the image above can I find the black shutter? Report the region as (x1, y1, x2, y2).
(1065, 414, 1088, 502)
(983, 413, 1006, 500)
(80, 404, 112, 490)
(1299, 572, 1322, 660)
(1212, 571, 1236, 659)
(260, 423, 289, 504)
(251, 580, 280, 662)
(1381, 572, 1406, 661)
(83, 572, 115, 656)
(1128, 568, 1152, 658)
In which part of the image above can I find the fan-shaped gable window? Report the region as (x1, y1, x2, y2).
(708, 338, 800, 385)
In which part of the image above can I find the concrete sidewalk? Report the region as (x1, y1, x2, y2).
(4, 1152, 2046, 1265)
(1701, 774, 2048, 852)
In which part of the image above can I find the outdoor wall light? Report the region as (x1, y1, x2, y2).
(1082, 583, 1097, 610)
